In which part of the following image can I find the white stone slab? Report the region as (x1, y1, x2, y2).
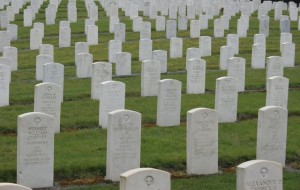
(106, 109, 141, 182)
(75, 42, 89, 66)
(17, 112, 55, 188)
(178, 15, 188, 30)
(254, 33, 266, 45)
(108, 40, 122, 63)
(109, 17, 119, 33)
(0, 64, 10, 106)
(116, 52, 131, 76)
(34, 82, 62, 133)
(114, 23, 125, 42)
(7, 24, 18, 41)
(215, 77, 238, 123)
(187, 108, 218, 175)
(251, 44, 266, 69)
(219, 46, 234, 70)
(140, 21, 151, 40)
(39, 44, 54, 58)
(153, 50, 167, 73)
(266, 76, 289, 109)
(214, 19, 224, 37)
(170, 37, 183, 58)
(237, 160, 283, 190)
(186, 58, 206, 94)
(166, 20, 177, 39)
(0, 183, 31, 190)
(76, 53, 93, 78)
(226, 34, 239, 55)
(227, 57, 246, 92)
(281, 42, 295, 67)
(257, 106, 288, 166)
(141, 60, 161, 96)
(36, 55, 53, 81)
(120, 168, 171, 190)
(132, 16, 142, 32)
(0, 31, 10, 52)
(156, 79, 182, 127)
(156, 16, 165, 31)
(266, 56, 284, 79)
(3, 46, 17, 71)
(199, 36, 211, 57)
(99, 81, 125, 128)
(190, 20, 200, 38)
(30, 28, 43, 50)
(139, 39, 152, 61)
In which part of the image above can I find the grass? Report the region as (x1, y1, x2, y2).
(0, 1, 299, 189)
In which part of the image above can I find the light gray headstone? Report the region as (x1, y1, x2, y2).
(43, 62, 64, 102)
(280, 17, 290, 33)
(23, 9, 33, 27)
(114, 23, 125, 42)
(237, 160, 283, 190)
(215, 77, 238, 123)
(132, 16, 142, 32)
(109, 40, 122, 63)
(76, 53, 93, 78)
(281, 42, 295, 67)
(227, 57, 246, 92)
(199, 36, 211, 56)
(0, 183, 31, 190)
(116, 52, 131, 76)
(168, 4, 178, 19)
(178, 15, 188, 30)
(156, 16, 165, 31)
(120, 168, 170, 190)
(200, 15, 209, 29)
(256, 106, 288, 166)
(39, 44, 54, 58)
(140, 21, 151, 40)
(59, 21, 70, 29)
(17, 112, 55, 188)
(0, 64, 10, 106)
(280, 32, 292, 53)
(219, 46, 234, 70)
(87, 25, 99, 45)
(139, 39, 152, 61)
(226, 34, 239, 55)
(141, 60, 161, 96)
(237, 17, 248, 37)
(153, 50, 167, 73)
(266, 56, 283, 79)
(68, 4, 77, 22)
(190, 20, 200, 38)
(170, 37, 183, 58)
(36, 55, 53, 81)
(187, 5, 195, 19)
(186, 58, 206, 94)
(214, 19, 224, 37)
(106, 109, 141, 182)
(109, 16, 119, 33)
(149, 3, 157, 19)
(0, 31, 10, 52)
(187, 108, 218, 174)
(254, 33, 266, 45)
(266, 76, 289, 109)
(156, 79, 182, 127)
(251, 44, 266, 69)
(166, 20, 177, 39)
(186, 48, 201, 68)
(91, 63, 112, 97)
(59, 27, 71, 48)
(7, 24, 18, 41)
(3, 46, 17, 71)
(0, 57, 12, 82)
(30, 28, 43, 50)
(75, 42, 89, 66)
(99, 81, 125, 128)
(84, 19, 95, 35)
(33, 22, 44, 38)
(34, 82, 62, 133)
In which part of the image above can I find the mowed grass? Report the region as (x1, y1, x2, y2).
(0, 0, 300, 189)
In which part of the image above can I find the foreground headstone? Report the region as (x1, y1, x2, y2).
(91, 62, 112, 100)
(17, 112, 55, 188)
(0, 183, 31, 190)
(34, 82, 62, 133)
(120, 168, 171, 190)
(170, 37, 183, 58)
(256, 106, 288, 166)
(227, 57, 246, 92)
(106, 109, 141, 182)
(215, 77, 238, 123)
(266, 76, 289, 109)
(141, 60, 161, 96)
(251, 44, 266, 69)
(156, 79, 182, 127)
(0, 64, 10, 106)
(187, 108, 218, 175)
(116, 52, 131, 76)
(237, 160, 283, 190)
(99, 81, 125, 128)
(186, 58, 206, 94)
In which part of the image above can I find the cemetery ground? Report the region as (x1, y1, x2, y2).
(1, 1, 300, 189)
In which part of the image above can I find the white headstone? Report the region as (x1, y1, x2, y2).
(156, 79, 182, 127)
(139, 39, 152, 61)
(91, 62, 112, 100)
(109, 17, 119, 33)
(59, 27, 71, 48)
(214, 19, 224, 37)
(280, 32, 292, 53)
(76, 53, 93, 78)
(0, 64, 10, 106)
(68, 4, 77, 22)
(256, 106, 288, 166)
(215, 77, 238, 123)
(237, 160, 283, 190)
(259, 16, 269, 37)
(141, 60, 161, 97)
(36, 55, 53, 81)
(114, 23, 125, 42)
(106, 109, 142, 182)
(178, 15, 188, 30)
(251, 44, 266, 69)
(190, 20, 200, 38)
(156, 16, 165, 31)
(153, 50, 167, 73)
(219, 46, 234, 70)
(3, 46, 17, 71)
(254, 33, 266, 45)
(120, 168, 171, 190)
(0, 31, 10, 52)
(0, 183, 31, 190)
(132, 16, 142, 32)
(23, 9, 33, 27)
(266, 56, 283, 79)
(199, 36, 211, 57)
(75, 42, 89, 66)
(266, 76, 289, 109)
(17, 112, 55, 188)
(39, 44, 54, 58)
(30, 28, 43, 50)
(108, 40, 122, 63)
(99, 81, 125, 128)
(226, 34, 239, 55)
(7, 24, 18, 41)
(166, 20, 177, 39)
(85, 18, 95, 35)
(168, 4, 178, 19)
(116, 52, 131, 76)
(170, 37, 183, 58)
(186, 58, 206, 94)
(227, 57, 246, 92)
(140, 21, 151, 40)
(281, 42, 295, 67)
(34, 82, 62, 133)
(187, 108, 218, 175)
